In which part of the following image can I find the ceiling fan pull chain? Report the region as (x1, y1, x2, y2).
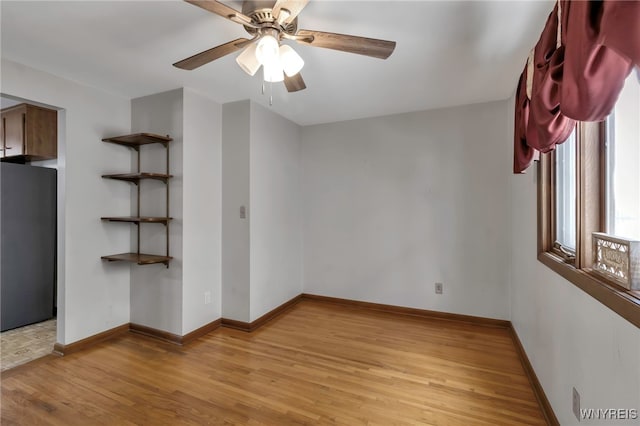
(269, 81, 274, 106)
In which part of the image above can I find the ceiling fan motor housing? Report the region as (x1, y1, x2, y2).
(241, 1, 298, 37)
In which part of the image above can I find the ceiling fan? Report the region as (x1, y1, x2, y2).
(173, 0, 397, 93)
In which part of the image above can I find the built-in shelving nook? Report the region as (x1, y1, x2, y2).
(101, 133, 173, 267)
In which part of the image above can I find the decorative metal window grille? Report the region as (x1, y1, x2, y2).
(592, 232, 640, 290)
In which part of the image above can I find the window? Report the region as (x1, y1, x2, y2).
(607, 72, 640, 241)
(554, 131, 577, 255)
(538, 71, 640, 328)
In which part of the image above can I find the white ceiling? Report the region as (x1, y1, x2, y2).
(1, 0, 553, 125)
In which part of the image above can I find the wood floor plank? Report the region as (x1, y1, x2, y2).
(1, 300, 546, 425)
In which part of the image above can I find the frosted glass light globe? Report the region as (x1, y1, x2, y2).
(279, 44, 304, 77)
(263, 61, 284, 83)
(256, 35, 280, 67)
(236, 42, 260, 76)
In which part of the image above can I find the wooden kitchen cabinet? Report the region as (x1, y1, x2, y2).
(1, 103, 57, 162)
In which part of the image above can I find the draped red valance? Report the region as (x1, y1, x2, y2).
(513, 66, 535, 174)
(559, 0, 633, 122)
(513, 0, 640, 174)
(529, 4, 575, 154)
(601, 1, 640, 68)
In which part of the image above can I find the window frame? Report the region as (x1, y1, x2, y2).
(550, 128, 577, 263)
(537, 121, 640, 328)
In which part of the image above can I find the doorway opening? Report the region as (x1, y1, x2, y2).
(0, 94, 65, 371)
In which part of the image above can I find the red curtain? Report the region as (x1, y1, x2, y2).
(513, 66, 535, 174)
(559, 0, 633, 122)
(512, 0, 639, 174)
(529, 5, 575, 153)
(600, 1, 640, 68)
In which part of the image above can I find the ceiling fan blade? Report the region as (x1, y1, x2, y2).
(272, 0, 310, 25)
(284, 72, 306, 92)
(173, 38, 250, 70)
(295, 30, 396, 60)
(184, 0, 253, 26)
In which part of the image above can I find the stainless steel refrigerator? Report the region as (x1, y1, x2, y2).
(1, 162, 56, 331)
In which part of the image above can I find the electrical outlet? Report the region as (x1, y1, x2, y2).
(204, 291, 211, 305)
(572, 387, 580, 421)
(435, 282, 443, 294)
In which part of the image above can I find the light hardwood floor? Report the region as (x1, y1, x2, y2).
(1, 300, 546, 425)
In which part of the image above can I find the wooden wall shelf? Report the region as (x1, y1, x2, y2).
(101, 253, 172, 266)
(101, 132, 172, 267)
(102, 133, 171, 148)
(101, 216, 172, 225)
(101, 173, 173, 184)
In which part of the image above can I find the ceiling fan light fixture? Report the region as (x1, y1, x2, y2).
(236, 42, 261, 76)
(279, 44, 304, 77)
(176, 0, 397, 94)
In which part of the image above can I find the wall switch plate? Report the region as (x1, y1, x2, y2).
(572, 387, 580, 421)
(204, 291, 211, 305)
(435, 282, 443, 294)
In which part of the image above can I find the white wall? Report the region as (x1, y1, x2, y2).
(130, 89, 184, 335)
(249, 102, 302, 322)
(301, 102, 511, 320)
(508, 99, 640, 425)
(1, 59, 131, 344)
(221, 100, 302, 322)
(182, 88, 222, 334)
(130, 88, 224, 335)
(221, 100, 251, 322)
